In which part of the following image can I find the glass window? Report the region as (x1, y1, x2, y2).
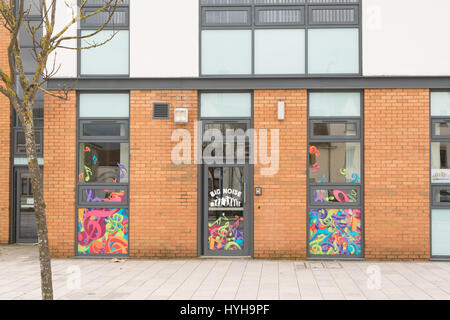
(309, 142, 361, 184)
(80, 30, 129, 75)
(201, 30, 252, 75)
(16, 131, 41, 154)
(434, 188, 450, 203)
(309, 92, 361, 117)
(81, 121, 127, 138)
(255, 29, 305, 75)
(308, 28, 359, 74)
(77, 208, 129, 255)
(80, 187, 127, 204)
(312, 188, 359, 204)
(433, 121, 450, 137)
(79, 93, 129, 118)
(201, 93, 252, 118)
(312, 122, 357, 137)
(431, 92, 450, 116)
(432, 210, 450, 256)
(79, 142, 129, 184)
(309, 208, 362, 256)
(23, 0, 42, 16)
(431, 142, 450, 183)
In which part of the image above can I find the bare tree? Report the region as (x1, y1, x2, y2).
(0, 0, 124, 300)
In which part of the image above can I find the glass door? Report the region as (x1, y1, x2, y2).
(14, 167, 38, 243)
(203, 165, 251, 256)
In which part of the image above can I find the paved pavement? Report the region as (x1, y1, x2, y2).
(0, 244, 449, 300)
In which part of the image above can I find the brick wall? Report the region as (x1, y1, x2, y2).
(130, 90, 198, 258)
(0, 22, 10, 244)
(43, 92, 76, 258)
(364, 89, 430, 260)
(253, 90, 308, 259)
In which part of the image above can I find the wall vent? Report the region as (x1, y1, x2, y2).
(153, 103, 170, 119)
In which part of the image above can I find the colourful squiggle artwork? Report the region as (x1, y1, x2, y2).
(77, 208, 129, 255)
(208, 213, 244, 251)
(309, 208, 361, 256)
(85, 189, 125, 203)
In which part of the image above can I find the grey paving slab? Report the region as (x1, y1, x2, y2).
(0, 245, 450, 300)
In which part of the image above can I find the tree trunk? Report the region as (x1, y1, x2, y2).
(23, 116, 54, 300)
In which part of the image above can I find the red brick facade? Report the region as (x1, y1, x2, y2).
(0, 21, 10, 244)
(364, 89, 430, 260)
(253, 90, 308, 259)
(0, 87, 435, 261)
(43, 92, 77, 258)
(130, 90, 198, 258)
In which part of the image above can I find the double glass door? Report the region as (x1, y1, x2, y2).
(203, 165, 251, 256)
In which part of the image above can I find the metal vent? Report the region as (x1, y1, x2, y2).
(153, 103, 170, 119)
(81, 8, 129, 27)
(203, 9, 250, 26)
(309, 6, 358, 24)
(308, 0, 359, 3)
(201, 0, 251, 4)
(255, 0, 305, 4)
(256, 8, 304, 25)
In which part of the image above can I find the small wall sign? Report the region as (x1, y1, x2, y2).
(255, 187, 262, 196)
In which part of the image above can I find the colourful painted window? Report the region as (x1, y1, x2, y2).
(77, 93, 130, 256)
(308, 91, 363, 257)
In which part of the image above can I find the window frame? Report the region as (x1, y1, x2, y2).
(199, 0, 362, 77)
(77, 0, 130, 77)
(307, 90, 364, 259)
(75, 91, 130, 257)
(430, 90, 450, 259)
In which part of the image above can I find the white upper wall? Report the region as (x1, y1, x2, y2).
(47, 0, 77, 78)
(363, 0, 450, 76)
(130, 0, 199, 78)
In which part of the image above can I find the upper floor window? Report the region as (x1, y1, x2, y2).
(79, 0, 130, 76)
(200, 0, 360, 76)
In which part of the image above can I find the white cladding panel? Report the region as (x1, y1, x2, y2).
(130, 0, 199, 78)
(363, 0, 450, 76)
(47, 0, 77, 78)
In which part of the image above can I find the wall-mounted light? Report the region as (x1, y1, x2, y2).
(174, 108, 188, 124)
(278, 101, 285, 120)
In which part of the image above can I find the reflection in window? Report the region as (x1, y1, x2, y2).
(312, 189, 358, 204)
(309, 143, 361, 184)
(81, 188, 126, 204)
(313, 122, 357, 137)
(82, 121, 127, 137)
(79, 142, 129, 183)
(434, 122, 450, 136)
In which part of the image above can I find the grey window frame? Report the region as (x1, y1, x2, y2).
(197, 91, 255, 257)
(77, 0, 130, 78)
(13, 128, 43, 156)
(199, 0, 362, 77)
(307, 90, 364, 260)
(310, 185, 361, 207)
(79, 119, 129, 140)
(309, 118, 360, 141)
(430, 90, 450, 260)
(75, 91, 130, 258)
(78, 185, 129, 207)
(431, 118, 450, 140)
